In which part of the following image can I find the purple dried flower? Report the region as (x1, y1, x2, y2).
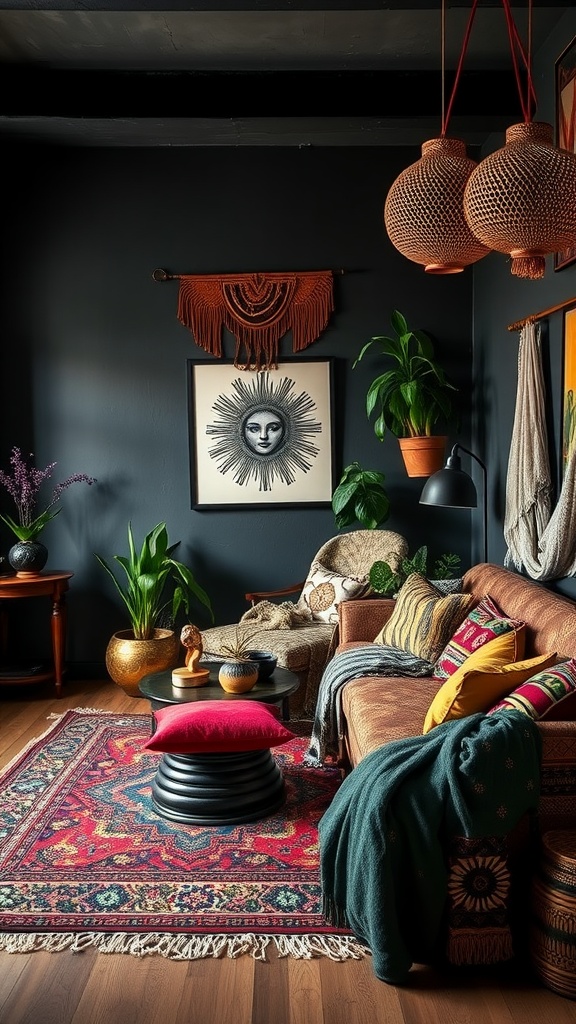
(0, 447, 96, 541)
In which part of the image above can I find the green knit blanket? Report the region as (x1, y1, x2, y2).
(319, 710, 542, 985)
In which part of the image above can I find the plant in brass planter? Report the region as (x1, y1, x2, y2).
(96, 522, 214, 696)
(354, 310, 457, 477)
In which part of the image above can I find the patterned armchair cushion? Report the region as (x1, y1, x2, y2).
(433, 594, 525, 681)
(375, 572, 475, 663)
(487, 659, 576, 720)
(298, 560, 370, 623)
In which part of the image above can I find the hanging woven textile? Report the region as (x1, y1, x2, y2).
(504, 319, 576, 581)
(174, 270, 335, 370)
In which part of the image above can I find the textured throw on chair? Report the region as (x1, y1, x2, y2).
(318, 710, 542, 984)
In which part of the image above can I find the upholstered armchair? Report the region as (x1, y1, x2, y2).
(200, 529, 408, 716)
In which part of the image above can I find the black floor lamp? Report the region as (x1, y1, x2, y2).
(419, 442, 488, 564)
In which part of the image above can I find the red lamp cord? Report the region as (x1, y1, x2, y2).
(442, 0, 537, 137)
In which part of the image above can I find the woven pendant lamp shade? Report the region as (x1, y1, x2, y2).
(384, 137, 491, 274)
(464, 122, 576, 280)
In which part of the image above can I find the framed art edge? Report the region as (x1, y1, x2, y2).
(187, 358, 336, 511)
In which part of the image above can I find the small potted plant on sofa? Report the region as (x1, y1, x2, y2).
(369, 544, 461, 597)
(96, 521, 214, 696)
(353, 309, 457, 477)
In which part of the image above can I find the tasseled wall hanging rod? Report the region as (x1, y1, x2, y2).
(507, 296, 576, 332)
(152, 268, 346, 281)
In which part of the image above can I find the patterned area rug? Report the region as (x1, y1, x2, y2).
(0, 709, 367, 962)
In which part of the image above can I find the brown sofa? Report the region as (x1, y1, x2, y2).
(327, 562, 576, 971)
(337, 562, 576, 835)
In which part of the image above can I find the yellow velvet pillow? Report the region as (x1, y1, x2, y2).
(422, 630, 556, 732)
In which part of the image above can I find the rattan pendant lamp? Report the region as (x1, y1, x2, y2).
(384, 0, 490, 275)
(463, 0, 576, 279)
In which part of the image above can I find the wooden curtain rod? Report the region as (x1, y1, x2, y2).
(152, 267, 346, 281)
(507, 295, 576, 331)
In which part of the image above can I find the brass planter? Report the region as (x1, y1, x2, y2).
(105, 628, 180, 697)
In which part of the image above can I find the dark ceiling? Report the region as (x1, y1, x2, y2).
(0, 1, 567, 147)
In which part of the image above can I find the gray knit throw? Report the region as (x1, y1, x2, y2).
(304, 644, 433, 766)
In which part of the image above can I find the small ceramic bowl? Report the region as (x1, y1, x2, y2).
(246, 650, 277, 680)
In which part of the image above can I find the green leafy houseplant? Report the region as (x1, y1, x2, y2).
(369, 545, 461, 596)
(331, 462, 390, 531)
(95, 521, 214, 640)
(354, 309, 457, 440)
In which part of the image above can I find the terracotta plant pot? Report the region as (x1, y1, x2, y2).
(398, 436, 447, 478)
(105, 627, 180, 697)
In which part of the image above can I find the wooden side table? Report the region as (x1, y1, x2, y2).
(0, 571, 74, 697)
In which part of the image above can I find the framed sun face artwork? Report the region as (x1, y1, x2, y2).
(555, 35, 576, 272)
(187, 359, 335, 509)
(562, 307, 576, 478)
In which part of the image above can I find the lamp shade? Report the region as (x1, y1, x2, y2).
(384, 137, 490, 274)
(464, 122, 576, 280)
(420, 464, 477, 508)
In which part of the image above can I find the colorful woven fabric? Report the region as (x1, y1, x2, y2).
(434, 594, 525, 681)
(0, 710, 366, 961)
(487, 659, 576, 720)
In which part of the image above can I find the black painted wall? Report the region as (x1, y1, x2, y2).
(1, 6, 575, 674)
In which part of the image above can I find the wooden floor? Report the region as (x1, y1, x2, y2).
(0, 678, 575, 1024)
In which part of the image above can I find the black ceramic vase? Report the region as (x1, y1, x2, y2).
(8, 540, 48, 577)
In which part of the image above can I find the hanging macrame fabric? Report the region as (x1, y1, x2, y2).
(175, 270, 335, 370)
(504, 319, 576, 581)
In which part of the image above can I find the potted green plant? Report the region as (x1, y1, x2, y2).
(331, 462, 391, 530)
(369, 544, 461, 596)
(353, 309, 457, 477)
(96, 521, 214, 696)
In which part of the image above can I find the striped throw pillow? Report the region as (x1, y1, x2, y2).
(375, 572, 476, 663)
(487, 659, 576, 720)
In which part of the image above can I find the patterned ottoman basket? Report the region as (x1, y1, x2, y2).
(531, 829, 576, 999)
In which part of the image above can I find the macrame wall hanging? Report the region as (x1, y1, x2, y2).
(153, 268, 336, 370)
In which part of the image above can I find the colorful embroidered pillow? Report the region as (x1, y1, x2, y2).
(422, 640, 553, 733)
(298, 560, 369, 624)
(433, 594, 525, 681)
(143, 700, 295, 753)
(374, 572, 475, 663)
(487, 659, 576, 720)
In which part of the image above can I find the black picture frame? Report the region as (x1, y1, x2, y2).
(555, 34, 576, 272)
(187, 358, 335, 510)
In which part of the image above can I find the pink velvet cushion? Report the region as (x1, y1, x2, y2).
(487, 659, 576, 720)
(433, 594, 525, 681)
(143, 700, 296, 753)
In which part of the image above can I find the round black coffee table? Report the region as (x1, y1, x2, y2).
(138, 663, 300, 826)
(138, 662, 300, 721)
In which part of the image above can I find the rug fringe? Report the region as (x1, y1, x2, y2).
(0, 932, 369, 961)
